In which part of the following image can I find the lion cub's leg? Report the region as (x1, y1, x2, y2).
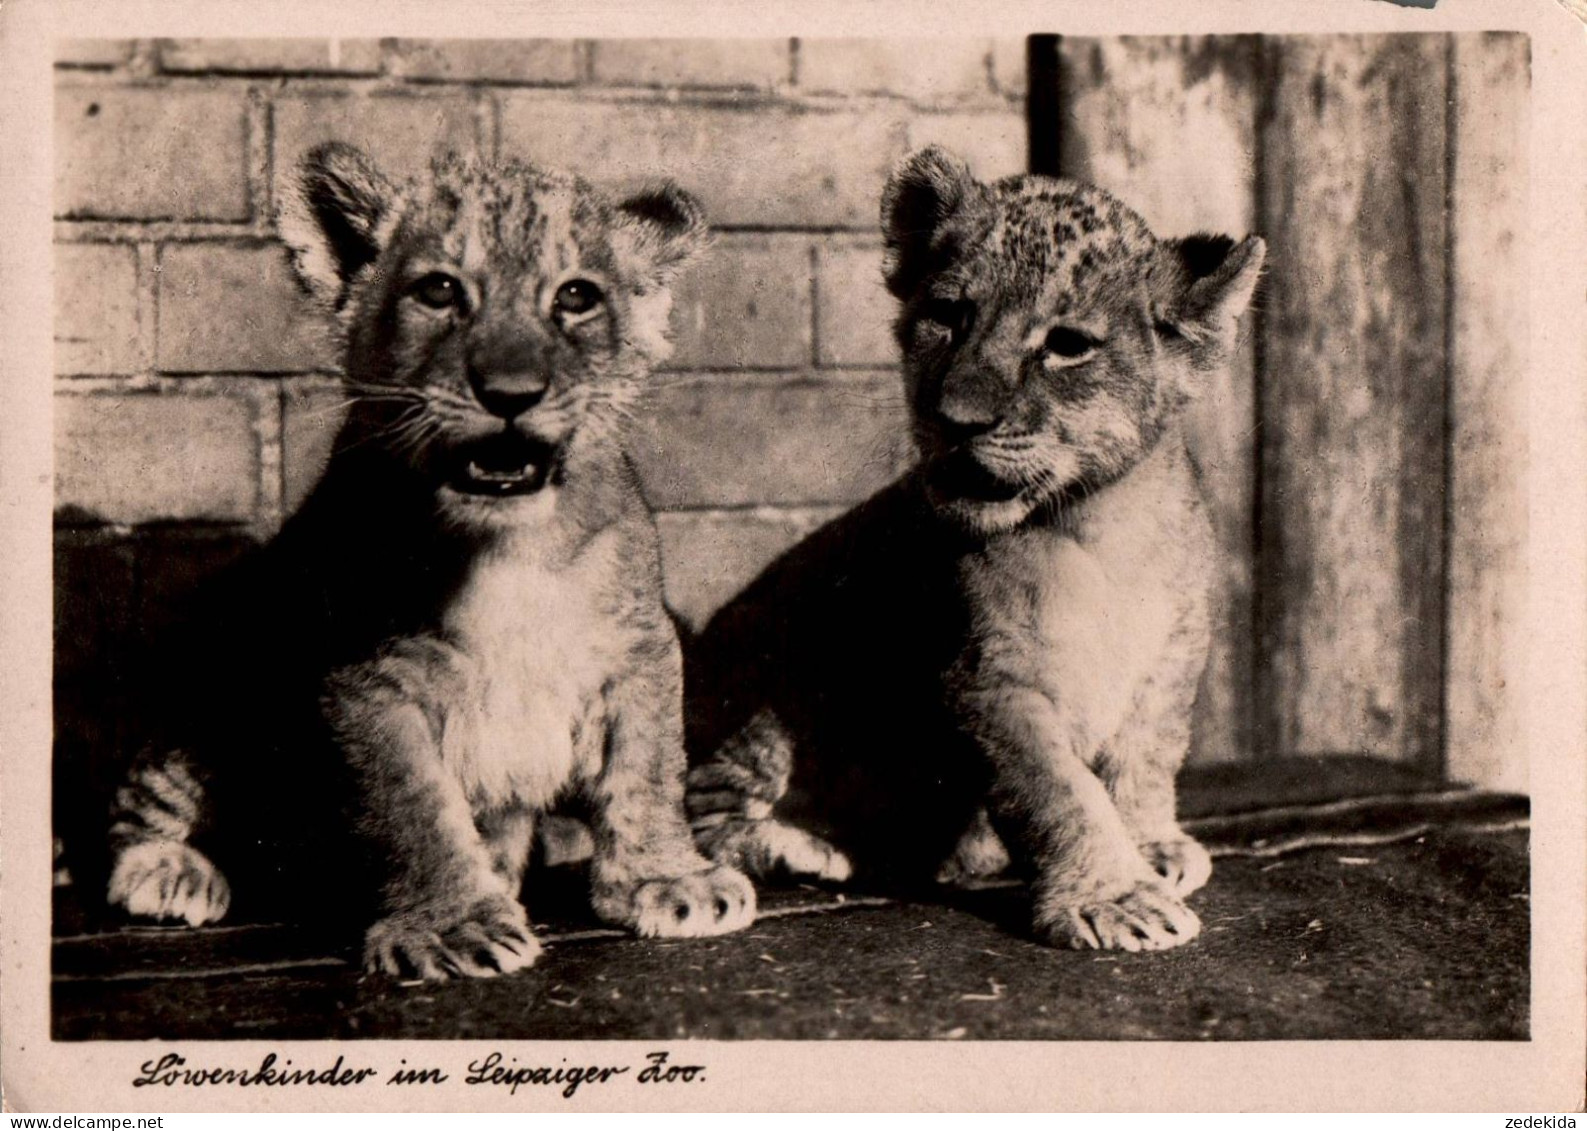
(588, 645, 756, 937)
(1097, 661, 1212, 898)
(106, 752, 231, 926)
(329, 653, 540, 980)
(1103, 752, 1212, 898)
(972, 688, 1201, 952)
(476, 803, 536, 895)
(695, 816, 854, 883)
(687, 708, 852, 883)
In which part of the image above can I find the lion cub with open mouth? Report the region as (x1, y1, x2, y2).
(104, 144, 754, 978)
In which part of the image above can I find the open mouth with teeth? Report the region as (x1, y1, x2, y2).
(924, 449, 1026, 505)
(449, 431, 558, 497)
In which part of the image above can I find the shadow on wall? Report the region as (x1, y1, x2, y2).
(683, 473, 989, 882)
(53, 519, 261, 890)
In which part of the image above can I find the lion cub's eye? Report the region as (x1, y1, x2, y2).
(919, 298, 976, 343)
(1043, 326, 1100, 362)
(553, 279, 605, 318)
(410, 273, 465, 311)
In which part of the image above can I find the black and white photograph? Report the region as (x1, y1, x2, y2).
(3, 0, 1585, 1115)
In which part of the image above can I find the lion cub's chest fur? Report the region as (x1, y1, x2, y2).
(438, 528, 626, 808)
(957, 437, 1212, 751)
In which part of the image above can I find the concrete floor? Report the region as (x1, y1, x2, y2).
(53, 760, 1529, 1041)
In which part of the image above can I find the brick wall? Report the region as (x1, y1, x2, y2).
(53, 37, 1027, 662)
(52, 35, 1533, 800)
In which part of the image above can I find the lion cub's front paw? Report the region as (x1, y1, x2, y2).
(108, 840, 230, 926)
(364, 895, 541, 981)
(1036, 874, 1201, 953)
(1141, 836, 1212, 896)
(625, 865, 757, 939)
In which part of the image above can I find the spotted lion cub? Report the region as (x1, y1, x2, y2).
(104, 144, 754, 978)
(687, 147, 1263, 953)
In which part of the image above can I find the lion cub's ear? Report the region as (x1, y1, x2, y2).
(881, 145, 979, 300)
(1161, 233, 1266, 356)
(614, 183, 712, 284)
(278, 143, 397, 309)
(613, 183, 711, 364)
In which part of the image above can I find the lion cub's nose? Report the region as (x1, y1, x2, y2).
(930, 394, 1002, 445)
(470, 370, 549, 421)
(928, 368, 1006, 442)
(932, 406, 1000, 443)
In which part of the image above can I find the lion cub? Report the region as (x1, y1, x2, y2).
(687, 147, 1263, 952)
(103, 144, 754, 978)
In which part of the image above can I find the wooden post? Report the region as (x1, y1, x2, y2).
(1256, 35, 1449, 768)
(1445, 32, 1529, 790)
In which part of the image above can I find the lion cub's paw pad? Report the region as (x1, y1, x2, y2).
(1142, 838, 1213, 896)
(107, 840, 230, 926)
(1039, 880, 1201, 953)
(364, 900, 541, 981)
(632, 866, 756, 938)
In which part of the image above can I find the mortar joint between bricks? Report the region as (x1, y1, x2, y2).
(256, 384, 286, 534)
(261, 91, 281, 233)
(377, 38, 404, 78)
(485, 88, 503, 161)
(258, 73, 501, 100)
(52, 60, 122, 76)
(776, 37, 798, 93)
(127, 40, 160, 78)
(470, 89, 496, 162)
(657, 369, 900, 391)
(52, 374, 156, 396)
(245, 87, 275, 236)
(807, 243, 822, 370)
(492, 84, 920, 116)
(134, 242, 160, 378)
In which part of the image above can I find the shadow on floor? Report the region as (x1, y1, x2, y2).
(52, 764, 1529, 1041)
